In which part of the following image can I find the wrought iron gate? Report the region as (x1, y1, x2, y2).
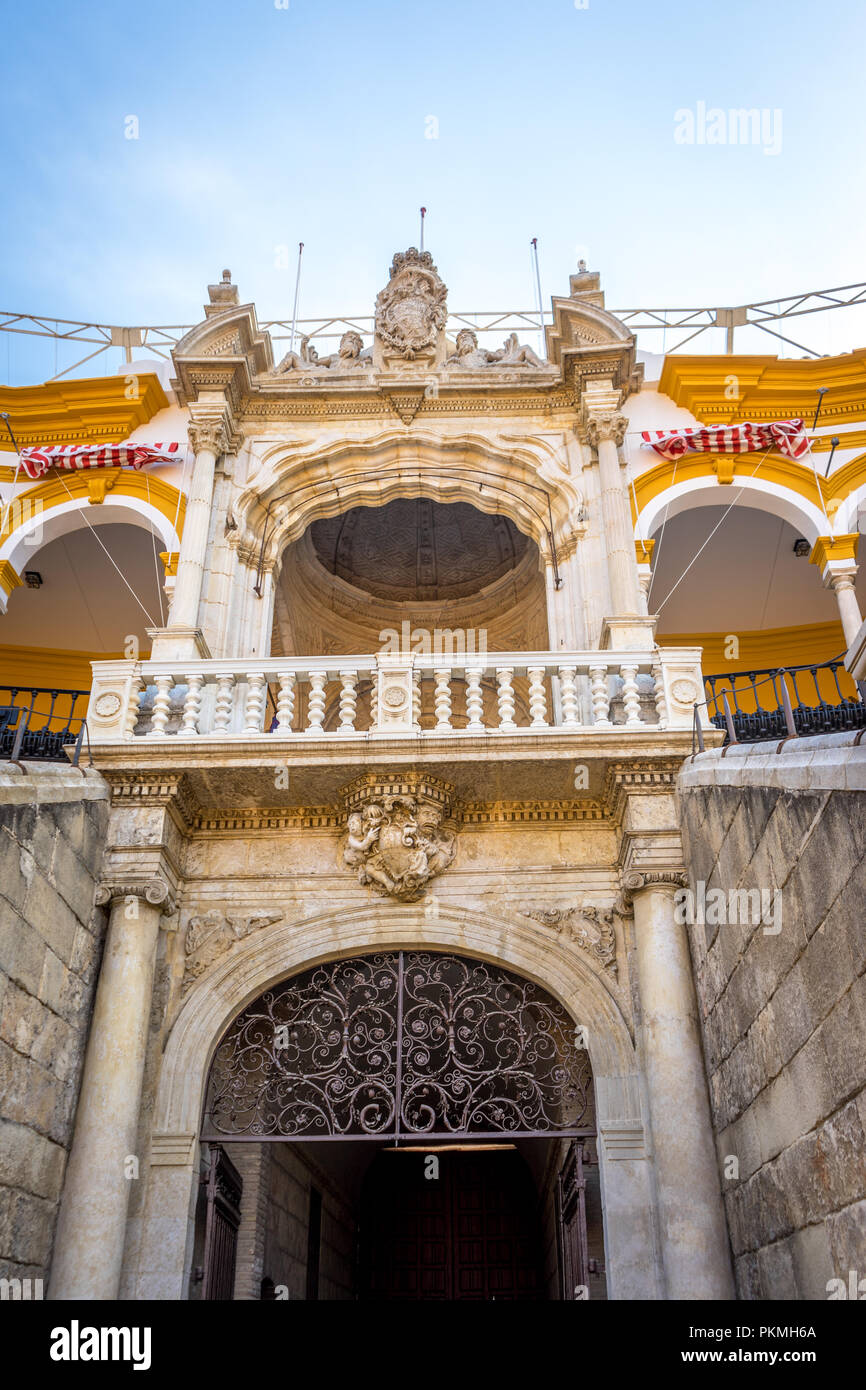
(201, 951, 594, 1142)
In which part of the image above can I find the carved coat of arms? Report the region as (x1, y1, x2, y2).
(374, 248, 448, 362)
(343, 792, 456, 901)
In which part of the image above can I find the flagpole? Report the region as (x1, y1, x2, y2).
(531, 237, 545, 355)
(420, 207, 426, 252)
(289, 242, 304, 354)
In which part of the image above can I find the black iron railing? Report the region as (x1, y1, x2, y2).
(703, 657, 866, 745)
(0, 687, 91, 764)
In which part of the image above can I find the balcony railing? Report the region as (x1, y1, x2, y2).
(703, 658, 866, 744)
(85, 648, 708, 745)
(0, 687, 90, 762)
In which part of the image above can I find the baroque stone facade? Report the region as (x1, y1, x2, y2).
(5, 247, 863, 1305)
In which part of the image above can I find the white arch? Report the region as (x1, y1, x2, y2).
(636, 474, 828, 547)
(0, 494, 181, 579)
(130, 902, 661, 1300)
(238, 430, 583, 567)
(834, 481, 866, 537)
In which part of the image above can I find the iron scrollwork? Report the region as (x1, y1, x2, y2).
(203, 951, 592, 1141)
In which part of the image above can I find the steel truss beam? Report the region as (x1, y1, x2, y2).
(1, 282, 864, 376)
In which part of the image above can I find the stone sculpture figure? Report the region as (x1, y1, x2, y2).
(182, 908, 284, 991)
(342, 793, 456, 901)
(445, 328, 546, 369)
(273, 330, 371, 375)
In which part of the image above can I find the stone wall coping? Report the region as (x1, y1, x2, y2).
(0, 762, 109, 803)
(678, 731, 866, 793)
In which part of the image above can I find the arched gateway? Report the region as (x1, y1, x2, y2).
(192, 950, 601, 1301)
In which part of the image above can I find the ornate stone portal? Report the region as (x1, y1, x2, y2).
(340, 773, 458, 900)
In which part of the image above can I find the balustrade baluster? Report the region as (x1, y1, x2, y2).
(652, 661, 668, 729)
(621, 664, 642, 726)
(433, 667, 452, 732)
(527, 667, 548, 728)
(370, 671, 379, 730)
(558, 665, 579, 728)
(339, 670, 358, 730)
(465, 666, 485, 732)
(179, 674, 203, 737)
(306, 669, 327, 734)
(243, 673, 267, 735)
(147, 674, 173, 737)
(213, 673, 235, 735)
(275, 672, 296, 733)
(125, 677, 144, 738)
(589, 665, 611, 726)
(412, 668, 422, 729)
(496, 667, 517, 730)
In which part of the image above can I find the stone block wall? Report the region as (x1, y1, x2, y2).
(678, 736, 866, 1299)
(261, 1145, 355, 1300)
(0, 765, 109, 1287)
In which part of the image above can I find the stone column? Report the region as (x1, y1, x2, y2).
(168, 417, 229, 635)
(585, 409, 639, 618)
(828, 573, 863, 649)
(810, 535, 863, 649)
(624, 868, 734, 1300)
(48, 877, 173, 1301)
(581, 392, 655, 650)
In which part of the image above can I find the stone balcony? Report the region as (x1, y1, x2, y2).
(83, 647, 713, 811)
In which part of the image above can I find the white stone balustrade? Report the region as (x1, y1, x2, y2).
(85, 647, 711, 742)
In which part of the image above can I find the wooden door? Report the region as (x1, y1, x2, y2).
(360, 1149, 541, 1300)
(201, 1146, 243, 1301)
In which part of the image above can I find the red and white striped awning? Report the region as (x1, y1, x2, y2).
(17, 441, 184, 482)
(640, 418, 810, 463)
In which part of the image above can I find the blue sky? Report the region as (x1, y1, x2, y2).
(2, 0, 864, 381)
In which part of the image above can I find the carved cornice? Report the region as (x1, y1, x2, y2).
(601, 760, 682, 821)
(340, 771, 457, 819)
(104, 772, 200, 831)
(188, 798, 608, 835)
(460, 800, 606, 824)
(194, 806, 340, 833)
(241, 389, 575, 420)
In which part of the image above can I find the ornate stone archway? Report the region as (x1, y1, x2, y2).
(128, 902, 662, 1301)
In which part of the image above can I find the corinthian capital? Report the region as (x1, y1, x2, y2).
(188, 419, 229, 457)
(583, 411, 628, 449)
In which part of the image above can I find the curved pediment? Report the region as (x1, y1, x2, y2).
(171, 276, 274, 406)
(545, 269, 643, 399)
